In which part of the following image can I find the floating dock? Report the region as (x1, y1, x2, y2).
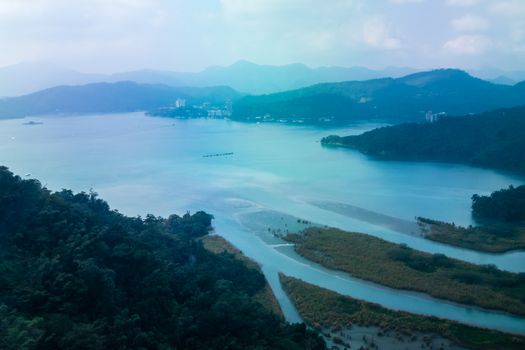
(203, 152, 234, 158)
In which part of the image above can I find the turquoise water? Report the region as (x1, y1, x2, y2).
(1, 112, 524, 334)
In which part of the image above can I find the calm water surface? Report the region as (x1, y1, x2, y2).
(1, 113, 524, 334)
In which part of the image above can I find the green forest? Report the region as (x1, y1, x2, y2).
(419, 217, 525, 253)
(232, 70, 525, 125)
(417, 185, 525, 252)
(321, 106, 525, 174)
(472, 185, 525, 222)
(0, 167, 325, 350)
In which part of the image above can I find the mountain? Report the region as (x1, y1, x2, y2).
(321, 105, 525, 174)
(488, 76, 517, 86)
(3, 69, 525, 123)
(0, 60, 417, 97)
(468, 67, 525, 84)
(231, 69, 525, 125)
(170, 60, 416, 94)
(0, 81, 240, 119)
(5, 61, 525, 98)
(0, 62, 105, 97)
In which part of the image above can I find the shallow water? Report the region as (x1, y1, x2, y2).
(1, 113, 524, 333)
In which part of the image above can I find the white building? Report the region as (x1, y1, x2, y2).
(175, 98, 186, 108)
(425, 110, 437, 123)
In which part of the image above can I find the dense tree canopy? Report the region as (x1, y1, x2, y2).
(232, 70, 525, 125)
(0, 166, 325, 350)
(322, 106, 525, 174)
(472, 185, 525, 222)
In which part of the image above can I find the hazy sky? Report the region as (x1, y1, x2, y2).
(1, 0, 524, 73)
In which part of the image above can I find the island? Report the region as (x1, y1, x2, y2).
(281, 275, 525, 350)
(419, 217, 525, 253)
(419, 186, 525, 253)
(283, 227, 525, 316)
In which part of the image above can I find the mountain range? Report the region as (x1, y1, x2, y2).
(1, 68, 525, 124)
(0, 60, 420, 97)
(0, 82, 239, 119)
(231, 69, 525, 124)
(3, 60, 525, 99)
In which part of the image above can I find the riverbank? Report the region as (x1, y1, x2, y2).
(284, 227, 525, 316)
(201, 235, 284, 318)
(280, 275, 525, 350)
(419, 217, 525, 253)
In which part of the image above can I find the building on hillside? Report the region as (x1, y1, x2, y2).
(426, 111, 447, 123)
(175, 98, 186, 108)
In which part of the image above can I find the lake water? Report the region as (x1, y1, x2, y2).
(1, 112, 524, 334)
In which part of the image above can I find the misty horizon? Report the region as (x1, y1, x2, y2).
(3, 58, 525, 77)
(1, 0, 525, 74)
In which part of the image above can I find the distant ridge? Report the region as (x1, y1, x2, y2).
(0, 81, 240, 119)
(2, 61, 524, 97)
(0, 60, 417, 96)
(2, 69, 525, 124)
(231, 69, 525, 124)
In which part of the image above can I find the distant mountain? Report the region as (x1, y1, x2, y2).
(4, 61, 525, 98)
(468, 68, 525, 85)
(0, 60, 417, 96)
(321, 105, 525, 174)
(488, 76, 516, 86)
(0, 81, 240, 119)
(0, 62, 105, 97)
(167, 60, 416, 94)
(231, 69, 525, 125)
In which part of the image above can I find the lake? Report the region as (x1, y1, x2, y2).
(1, 112, 524, 334)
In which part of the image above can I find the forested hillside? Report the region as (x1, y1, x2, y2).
(0, 167, 324, 350)
(232, 69, 525, 125)
(322, 106, 525, 174)
(0, 82, 240, 119)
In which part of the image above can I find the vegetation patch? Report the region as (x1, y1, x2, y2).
(280, 274, 525, 350)
(0, 166, 325, 350)
(419, 217, 525, 253)
(284, 227, 525, 316)
(472, 185, 525, 222)
(201, 235, 284, 318)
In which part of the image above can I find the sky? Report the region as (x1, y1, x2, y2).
(0, 0, 524, 73)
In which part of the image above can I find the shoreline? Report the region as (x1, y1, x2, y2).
(281, 274, 525, 350)
(283, 226, 525, 317)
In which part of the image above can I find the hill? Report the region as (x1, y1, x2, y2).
(0, 60, 416, 97)
(232, 69, 525, 125)
(321, 105, 525, 174)
(0, 81, 240, 119)
(165, 60, 415, 95)
(0, 62, 106, 97)
(3, 61, 525, 98)
(0, 166, 325, 349)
